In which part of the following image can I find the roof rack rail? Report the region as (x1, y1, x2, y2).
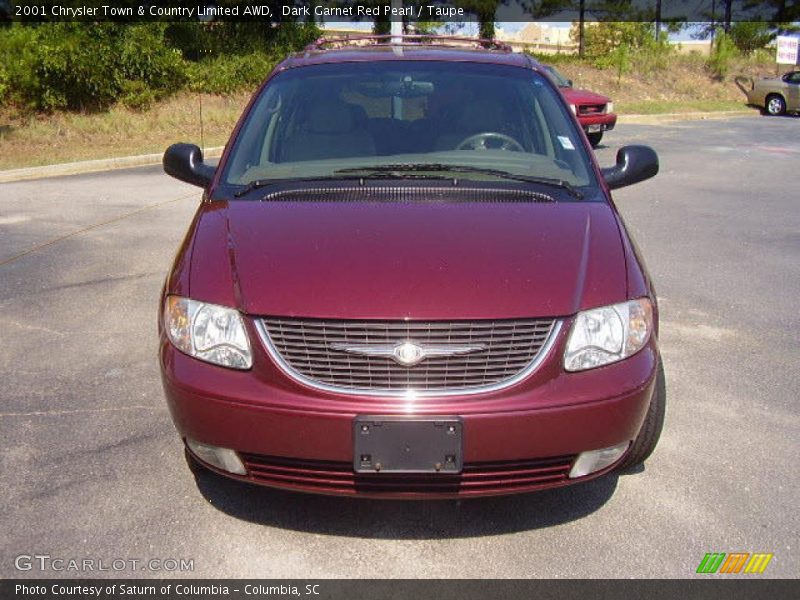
(304, 34, 513, 54)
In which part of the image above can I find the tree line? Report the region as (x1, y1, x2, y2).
(1, 1, 797, 112)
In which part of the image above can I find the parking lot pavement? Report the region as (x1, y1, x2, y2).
(1, 116, 798, 579)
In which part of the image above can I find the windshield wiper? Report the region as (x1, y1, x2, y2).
(234, 171, 451, 198)
(335, 163, 583, 199)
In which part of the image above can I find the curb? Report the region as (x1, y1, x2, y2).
(0, 110, 757, 183)
(0, 146, 224, 184)
(618, 110, 754, 124)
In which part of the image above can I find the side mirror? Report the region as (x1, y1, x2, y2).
(163, 143, 216, 188)
(601, 145, 659, 190)
(567, 79, 573, 87)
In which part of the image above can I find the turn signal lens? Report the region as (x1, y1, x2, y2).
(186, 438, 247, 475)
(569, 443, 629, 478)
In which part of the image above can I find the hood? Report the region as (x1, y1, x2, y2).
(188, 196, 628, 320)
(562, 87, 611, 105)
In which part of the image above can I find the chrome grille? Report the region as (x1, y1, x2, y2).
(578, 103, 607, 115)
(258, 317, 559, 396)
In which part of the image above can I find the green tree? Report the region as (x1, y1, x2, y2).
(571, 21, 673, 73)
(729, 21, 774, 55)
(456, 0, 500, 39)
(521, 1, 651, 58)
(707, 29, 736, 80)
(411, 21, 442, 35)
(695, 1, 799, 45)
(572, 21, 651, 59)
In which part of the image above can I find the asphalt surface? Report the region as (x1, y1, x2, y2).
(1, 116, 798, 579)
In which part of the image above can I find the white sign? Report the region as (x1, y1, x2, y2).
(776, 36, 799, 65)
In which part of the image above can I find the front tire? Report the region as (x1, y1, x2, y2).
(587, 131, 603, 148)
(765, 94, 786, 116)
(619, 361, 666, 470)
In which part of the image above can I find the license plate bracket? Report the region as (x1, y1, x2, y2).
(587, 124, 603, 132)
(353, 416, 463, 474)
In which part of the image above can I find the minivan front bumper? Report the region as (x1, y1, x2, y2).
(161, 325, 657, 498)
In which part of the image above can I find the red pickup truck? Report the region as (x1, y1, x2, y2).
(544, 65, 617, 148)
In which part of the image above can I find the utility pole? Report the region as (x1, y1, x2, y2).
(710, 0, 716, 51)
(655, 0, 662, 43)
(391, 0, 403, 43)
(390, 0, 403, 120)
(723, 0, 732, 34)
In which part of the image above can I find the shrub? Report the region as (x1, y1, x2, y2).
(179, 21, 319, 94)
(120, 80, 157, 111)
(187, 52, 279, 95)
(0, 21, 319, 112)
(0, 23, 187, 111)
(609, 44, 632, 84)
(166, 21, 320, 61)
(633, 35, 674, 74)
(116, 24, 188, 96)
(575, 22, 674, 76)
(0, 63, 8, 106)
(0, 24, 38, 108)
(707, 31, 737, 80)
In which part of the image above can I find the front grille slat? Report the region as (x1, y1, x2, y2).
(260, 317, 557, 395)
(278, 353, 541, 365)
(578, 103, 607, 115)
(272, 331, 552, 343)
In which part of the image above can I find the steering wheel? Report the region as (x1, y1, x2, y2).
(456, 132, 525, 152)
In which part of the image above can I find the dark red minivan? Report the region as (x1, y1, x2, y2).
(160, 36, 664, 499)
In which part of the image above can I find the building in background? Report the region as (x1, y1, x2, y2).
(498, 23, 576, 54)
(670, 39, 713, 56)
(320, 22, 577, 55)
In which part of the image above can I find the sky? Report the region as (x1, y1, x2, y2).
(321, 21, 703, 42)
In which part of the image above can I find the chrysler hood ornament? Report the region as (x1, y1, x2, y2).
(330, 341, 486, 367)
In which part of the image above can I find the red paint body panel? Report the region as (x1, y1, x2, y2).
(562, 88, 610, 106)
(179, 200, 627, 320)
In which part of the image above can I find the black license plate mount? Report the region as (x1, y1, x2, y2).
(353, 416, 463, 474)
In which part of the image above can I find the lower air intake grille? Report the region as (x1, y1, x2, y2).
(239, 453, 576, 496)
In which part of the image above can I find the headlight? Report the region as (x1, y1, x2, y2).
(569, 103, 577, 115)
(564, 298, 653, 372)
(164, 296, 252, 369)
(606, 101, 614, 114)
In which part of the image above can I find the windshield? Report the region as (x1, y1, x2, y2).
(543, 65, 572, 88)
(222, 61, 597, 194)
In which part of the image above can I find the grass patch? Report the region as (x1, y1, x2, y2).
(0, 92, 248, 170)
(617, 99, 748, 115)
